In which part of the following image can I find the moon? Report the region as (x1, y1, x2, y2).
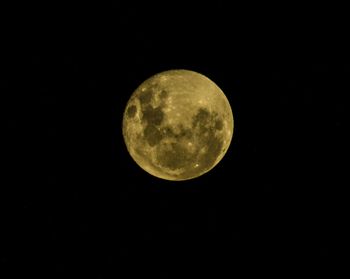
(122, 69, 234, 181)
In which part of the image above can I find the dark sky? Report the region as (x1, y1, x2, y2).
(2, 2, 347, 278)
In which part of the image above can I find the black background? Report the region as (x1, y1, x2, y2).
(2, 2, 347, 278)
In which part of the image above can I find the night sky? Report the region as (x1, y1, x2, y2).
(2, 2, 347, 278)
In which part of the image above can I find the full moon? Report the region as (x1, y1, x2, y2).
(122, 69, 234, 181)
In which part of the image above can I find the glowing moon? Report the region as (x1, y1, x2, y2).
(122, 69, 234, 181)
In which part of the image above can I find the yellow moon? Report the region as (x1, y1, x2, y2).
(122, 69, 234, 181)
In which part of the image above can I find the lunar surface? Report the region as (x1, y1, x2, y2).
(122, 69, 234, 181)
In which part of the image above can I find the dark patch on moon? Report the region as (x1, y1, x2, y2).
(192, 108, 224, 132)
(135, 147, 145, 157)
(159, 90, 169, 100)
(126, 105, 137, 118)
(176, 124, 193, 139)
(161, 124, 193, 140)
(214, 118, 223, 130)
(160, 126, 175, 137)
(143, 124, 163, 147)
(161, 126, 171, 137)
(142, 105, 164, 126)
(200, 136, 223, 171)
(138, 87, 167, 148)
(139, 89, 154, 105)
(157, 142, 192, 170)
(192, 108, 210, 129)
